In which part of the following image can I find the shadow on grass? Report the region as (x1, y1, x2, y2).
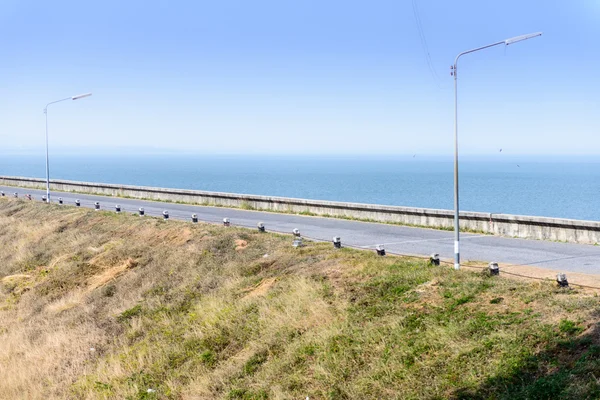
(452, 321, 600, 400)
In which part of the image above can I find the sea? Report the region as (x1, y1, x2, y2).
(0, 153, 598, 221)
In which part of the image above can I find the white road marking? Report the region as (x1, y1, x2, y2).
(357, 234, 489, 249)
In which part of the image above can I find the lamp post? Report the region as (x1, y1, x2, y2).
(44, 93, 92, 203)
(450, 32, 541, 270)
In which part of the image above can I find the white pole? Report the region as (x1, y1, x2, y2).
(43, 93, 92, 203)
(453, 62, 460, 270)
(451, 32, 541, 270)
(45, 107, 50, 202)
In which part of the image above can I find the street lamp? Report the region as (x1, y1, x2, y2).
(43, 93, 92, 203)
(450, 32, 541, 270)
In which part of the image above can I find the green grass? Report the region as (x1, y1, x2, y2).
(0, 198, 599, 399)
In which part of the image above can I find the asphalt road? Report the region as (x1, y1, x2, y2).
(2, 185, 600, 276)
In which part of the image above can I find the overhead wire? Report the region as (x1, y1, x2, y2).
(411, 0, 441, 88)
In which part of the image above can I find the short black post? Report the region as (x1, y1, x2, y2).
(115, 204, 121, 213)
(556, 273, 569, 288)
(58, 197, 63, 205)
(257, 222, 265, 232)
(138, 207, 145, 216)
(0, 191, 4, 196)
(75, 199, 81, 207)
(163, 210, 169, 220)
(376, 244, 386, 256)
(94, 201, 100, 211)
(191, 214, 198, 223)
(333, 236, 341, 248)
(42, 195, 47, 202)
(488, 262, 500, 276)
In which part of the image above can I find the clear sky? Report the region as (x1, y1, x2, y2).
(1, 0, 599, 155)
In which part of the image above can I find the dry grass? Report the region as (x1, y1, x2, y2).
(1, 198, 600, 399)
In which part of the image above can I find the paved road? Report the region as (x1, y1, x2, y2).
(2, 185, 600, 275)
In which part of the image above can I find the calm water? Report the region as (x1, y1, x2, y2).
(1, 154, 598, 221)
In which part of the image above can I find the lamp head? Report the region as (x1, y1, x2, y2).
(72, 93, 92, 100)
(504, 32, 542, 46)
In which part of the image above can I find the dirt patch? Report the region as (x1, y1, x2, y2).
(44, 258, 138, 314)
(45, 290, 84, 313)
(171, 228, 193, 245)
(48, 253, 74, 269)
(242, 277, 276, 299)
(86, 258, 138, 293)
(316, 259, 369, 291)
(461, 261, 600, 292)
(235, 239, 248, 251)
(415, 279, 440, 292)
(404, 279, 445, 311)
(1, 274, 31, 283)
(134, 226, 194, 246)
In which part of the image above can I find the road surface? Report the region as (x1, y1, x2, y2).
(2, 185, 599, 276)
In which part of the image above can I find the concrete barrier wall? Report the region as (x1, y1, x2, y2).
(1, 175, 599, 244)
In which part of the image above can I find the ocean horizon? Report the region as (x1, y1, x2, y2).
(1, 153, 598, 221)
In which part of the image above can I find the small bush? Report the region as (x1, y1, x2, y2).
(199, 350, 217, 368)
(118, 305, 143, 322)
(102, 285, 116, 297)
(559, 319, 583, 335)
(227, 388, 268, 400)
(243, 351, 268, 376)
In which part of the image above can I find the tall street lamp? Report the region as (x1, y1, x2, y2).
(43, 93, 92, 203)
(450, 32, 541, 270)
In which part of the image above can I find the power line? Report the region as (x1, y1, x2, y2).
(411, 0, 441, 88)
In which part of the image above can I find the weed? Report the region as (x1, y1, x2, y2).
(559, 319, 584, 336)
(240, 201, 255, 211)
(103, 284, 117, 297)
(227, 388, 268, 400)
(199, 350, 217, 368)
(243, 351, 268, 376)
(118, 305, 143, 322)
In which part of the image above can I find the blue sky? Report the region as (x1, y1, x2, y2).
(1, 0, 599, 155)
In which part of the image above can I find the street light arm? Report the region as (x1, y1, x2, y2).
(454, 40, 505, 68)
(453, 32, 542, 69)
(44, 93, 92, 112)
(44, 97, 71, 112)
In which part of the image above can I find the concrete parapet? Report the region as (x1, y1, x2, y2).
(1, 175, 598, 244)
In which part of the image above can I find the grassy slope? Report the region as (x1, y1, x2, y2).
(1, 199, 600, 400)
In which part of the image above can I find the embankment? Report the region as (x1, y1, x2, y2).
(1, 199, 600, 399)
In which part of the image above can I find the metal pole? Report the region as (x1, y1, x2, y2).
(45, 107, 50, 203)
(43, 96, 78, 203)
(452, 41, 505, 272)
(453, 62, 460, 270)
(449, 33, 540, 270)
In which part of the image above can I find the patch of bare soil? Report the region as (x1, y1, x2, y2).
(235, 239, 248, 251)
(87, 258, 138, 293)
(1, 274, 31, 283)
(242, 277, 276, 299)
(461, 260, 600, 292)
